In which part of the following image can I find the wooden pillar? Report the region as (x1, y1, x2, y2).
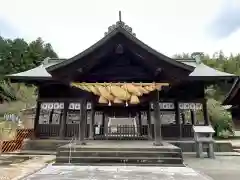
(175, 101, 181, 138)
(79, 99, 87, 145)
(146, 106, 152, 139)
(59, 101, 68, 139)
(49, 109, 53, 124)
(190, 110, 196, 125)
(153, 90, 162, 146)
(34, 101, 41, 138)
(88, 103, 95, 140)
(104, 113, 109, 138)
(138, 111, 142, 136)
(102, 112, 105, 135)
(203, 99, 210, 125)
(181, 113, 185, 124)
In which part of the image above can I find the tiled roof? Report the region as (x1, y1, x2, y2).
(7, 57, 235, 80)
(6, 58, 65, 79)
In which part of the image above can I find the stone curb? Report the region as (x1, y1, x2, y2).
(183, 152, 240, 157)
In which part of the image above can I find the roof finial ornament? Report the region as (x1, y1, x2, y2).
(191, 52, 204, 64)
(104, 11, 136, 36)
(119, 11, 122, 22)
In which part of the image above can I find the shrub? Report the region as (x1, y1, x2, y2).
(207, 98, 234, 138)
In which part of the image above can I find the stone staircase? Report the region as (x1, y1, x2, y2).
(232, 145, 240, 153)
(55, 142, 184, 166)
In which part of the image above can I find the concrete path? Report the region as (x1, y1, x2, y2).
(24, 165, 212, 180)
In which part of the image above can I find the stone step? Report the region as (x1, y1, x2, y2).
(53, 162, 186, 167)
(55, 156, 183, 164)
(94, 136, 148, 140)
(58, 147, 181, 152)
(233, 148, 240, 152)
(57, 150, 182, 158)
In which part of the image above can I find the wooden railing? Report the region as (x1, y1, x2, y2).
(94, 125, 148, 140)
(35, 123, 194, 139)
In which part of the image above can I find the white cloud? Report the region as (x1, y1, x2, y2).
(0, 0, 238, 58)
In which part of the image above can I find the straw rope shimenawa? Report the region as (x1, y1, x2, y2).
(70, 82, 169, 105)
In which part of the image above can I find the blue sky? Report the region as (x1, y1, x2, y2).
(0, 0, 240, 58)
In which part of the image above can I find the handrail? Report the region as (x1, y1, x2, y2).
(68, 136, 75, 164)
(74, 136, 77, 152)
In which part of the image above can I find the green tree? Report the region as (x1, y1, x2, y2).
(0, 36, 58, 76)
(0, 36, 58, 103)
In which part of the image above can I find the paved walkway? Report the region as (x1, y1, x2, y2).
(24, 165, 212, 180)
(0, 155, 55, 180)
(185, 156, 240, 180)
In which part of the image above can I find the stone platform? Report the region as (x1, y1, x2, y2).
(55, 141, 183, 166)
(24, 165, 212, 180)
(21, 139, 233, 152)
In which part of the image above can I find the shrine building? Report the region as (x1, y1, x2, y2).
(7, 16, 236, 146)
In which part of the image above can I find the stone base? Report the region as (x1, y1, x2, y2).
(55, 141, 183, 166)
(21, 139, 233, 153)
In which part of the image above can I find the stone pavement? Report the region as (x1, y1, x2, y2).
(24, 165, 212, 180)
(0, 155, 55, 180)
(185, 156, 240, 180)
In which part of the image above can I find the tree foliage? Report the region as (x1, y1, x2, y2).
(207, 98, 234, 138)
(0, 36, 58, 103)
(0, 36, 58, 76)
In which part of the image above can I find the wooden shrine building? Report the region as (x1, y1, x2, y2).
(223, 77, 240, 130)
(7, 16, 235, 145)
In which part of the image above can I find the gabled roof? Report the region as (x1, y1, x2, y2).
(5, 20, 236, 82)
(47, 20, 194, 73)
(223, 77, 240, 105)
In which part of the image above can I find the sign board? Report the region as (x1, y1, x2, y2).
(179, 103, 202, 110)
(160, 111, 176, 124)
(41, 103, 64, 110)
(4, 113, 20, 123)
(193, 126, 215, 133)
(150, 102, 175, 110)
(150, 102, 203, 110)
(95, 125, 100, 134)
(40, 101, 92, 110)
(67, 112, 80, 124)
